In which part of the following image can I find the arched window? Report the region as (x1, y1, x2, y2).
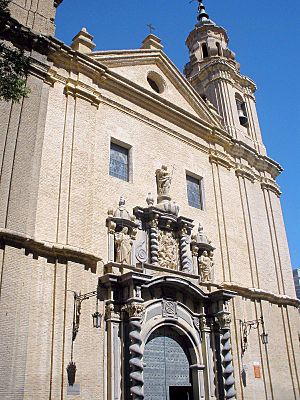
(202, 43, 209, 58)
(216, 42, 222, 56)
(236, 94, 248, 127)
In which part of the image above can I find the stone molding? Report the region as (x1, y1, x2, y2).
(64, 78, 102, 107)
(221, 282, 300, 308)
(91, 49, 221, 126)
(209, 149, 235, 170)
(1, 15, 283, 180)
(0, 228, 101, 270)
(260, 177, 282, 197)
(191, 58, 257, 94)
(29, 44, 281, 180)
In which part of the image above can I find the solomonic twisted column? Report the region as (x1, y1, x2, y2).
(217, 313, 236, 400)
(221, 330, 236, 399)
(129, 320, 144, 399)
(180, 229, 192, 272)
(149, 219, 159, 265)
(124, 303, 145, 400)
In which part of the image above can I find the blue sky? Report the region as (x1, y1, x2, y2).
(55, 0, 300, 268)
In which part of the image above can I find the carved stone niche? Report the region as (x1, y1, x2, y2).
(106, 197, 139, 268)
(134, 204, 194, 273)
(191, 224, 215, 283)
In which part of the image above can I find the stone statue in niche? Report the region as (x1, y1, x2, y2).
(158, 230, 178, 270)
(156, 165, 172, 197)
(198, 250, 213, 282)
(115, 227, 133, 265)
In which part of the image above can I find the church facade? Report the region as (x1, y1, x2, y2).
(0, 1, 299, 400)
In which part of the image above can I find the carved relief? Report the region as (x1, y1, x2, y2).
(216, 313, 232, 329)
(158, 230, 178, 270)
(123, 302, 145, 318)
(193, 317, 201, 332)
(104, 303, 120, 320)
(115, 227, 133, 265)
(162, 300, 178, 318)
(198, 250, 213, 282)
(136, 240, 148, 264)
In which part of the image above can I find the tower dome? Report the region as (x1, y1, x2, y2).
(184, 0, 265, 154)
(185, 0, 238, 79)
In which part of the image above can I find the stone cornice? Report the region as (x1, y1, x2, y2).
(235, 164, 256, 182)
(0, 228, 101, 271)
(1, 22, 283, 179)
(100, 95, 210, 153)
(48, 67, 282, 180)
(0, 16, 52, 55)
(229, 139, 283, 178)
(190, 59, 257, 93)
(92, 48, 222, 129)
(209, 149, 235, 170)
(221, 282, 300, 308)
(261, 177, 282, 197)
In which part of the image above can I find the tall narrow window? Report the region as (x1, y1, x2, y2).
(216, 42, 222, 56)
(202, 43, 209, 59)
(186, 174, 204, 209)
(109, 142, 129, 181)
(236, 96, 249, 127)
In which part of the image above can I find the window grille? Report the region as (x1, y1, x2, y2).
(186, 175, 203, 209)
(109, 143, 129, 181)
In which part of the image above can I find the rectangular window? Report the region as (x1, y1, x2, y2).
(109, 142, 129, 181)
(186, 174, 203, 209)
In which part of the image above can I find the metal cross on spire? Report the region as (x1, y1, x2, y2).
(147, 23, 155, 34)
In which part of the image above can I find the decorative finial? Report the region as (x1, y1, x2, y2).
(71, 27, 96, 54)
(119, 196, 126, 208)
(146, 192, 155, 206)
(198, 223, 204, 234)
(190, 0, 214, 26)
(197, 1, 209, 23)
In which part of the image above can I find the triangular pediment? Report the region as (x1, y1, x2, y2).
(91, 48, 222, 128)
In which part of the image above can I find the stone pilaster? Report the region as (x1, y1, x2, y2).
(105, 303, 122, 400)
(201, 317, 217, 399)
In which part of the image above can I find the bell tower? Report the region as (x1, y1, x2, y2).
(185, 1, 266, 154)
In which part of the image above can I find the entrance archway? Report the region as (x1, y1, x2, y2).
(143, 326, 193, 400)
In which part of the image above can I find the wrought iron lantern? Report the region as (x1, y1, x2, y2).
(92, 298, 102, 328)
(260, 331, 269, 345)
(70, 290, 102, 341)
(66, 361, 77, 386)
(240, 316, 268, 356)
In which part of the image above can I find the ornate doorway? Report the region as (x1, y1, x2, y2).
(143, 326, 193, 400)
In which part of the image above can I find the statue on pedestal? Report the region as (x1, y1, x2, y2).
(115, 227, 133, 265)
(156, 165, 172, 197)
(198, 250, 213, 282)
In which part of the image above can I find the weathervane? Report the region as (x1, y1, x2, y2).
(147, 23, 155, 34)
(189, 0, 201, 9)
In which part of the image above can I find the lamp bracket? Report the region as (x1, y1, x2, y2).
(239, 316, 267, 356)
(72, 290, 97, 341)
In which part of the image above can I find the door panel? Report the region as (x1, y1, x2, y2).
(143, 327, 192, 400)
